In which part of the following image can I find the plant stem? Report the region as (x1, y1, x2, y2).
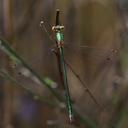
(0, 37, 97, 128)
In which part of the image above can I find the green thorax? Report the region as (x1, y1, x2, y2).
(56, 31, 64, 42)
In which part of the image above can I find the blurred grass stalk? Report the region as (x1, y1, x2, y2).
(2, 0, 14, 127)
(0, 66, 57, 108)
(0, 37, 97, 128)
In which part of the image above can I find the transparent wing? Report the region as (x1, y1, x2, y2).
(0, 38, 120, 110)
(64, 42, 119, 79)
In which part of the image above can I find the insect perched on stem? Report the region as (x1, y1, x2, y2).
(39, 9, 120, 123)
(52, 9, 74, 123)
(0, 7, 121, 127)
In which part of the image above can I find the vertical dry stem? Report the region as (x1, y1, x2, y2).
(2, 0, 14, 127)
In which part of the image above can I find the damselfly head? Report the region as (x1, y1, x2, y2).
(52, 25, 64, 31)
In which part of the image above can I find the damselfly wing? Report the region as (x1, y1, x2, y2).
(0, 39, 120, 104)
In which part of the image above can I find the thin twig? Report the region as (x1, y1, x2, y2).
(0, 66, 57, 108)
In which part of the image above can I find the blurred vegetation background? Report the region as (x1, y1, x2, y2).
(0, 0, 128, 128)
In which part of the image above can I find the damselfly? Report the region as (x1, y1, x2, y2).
(0, 9, 120, 125)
